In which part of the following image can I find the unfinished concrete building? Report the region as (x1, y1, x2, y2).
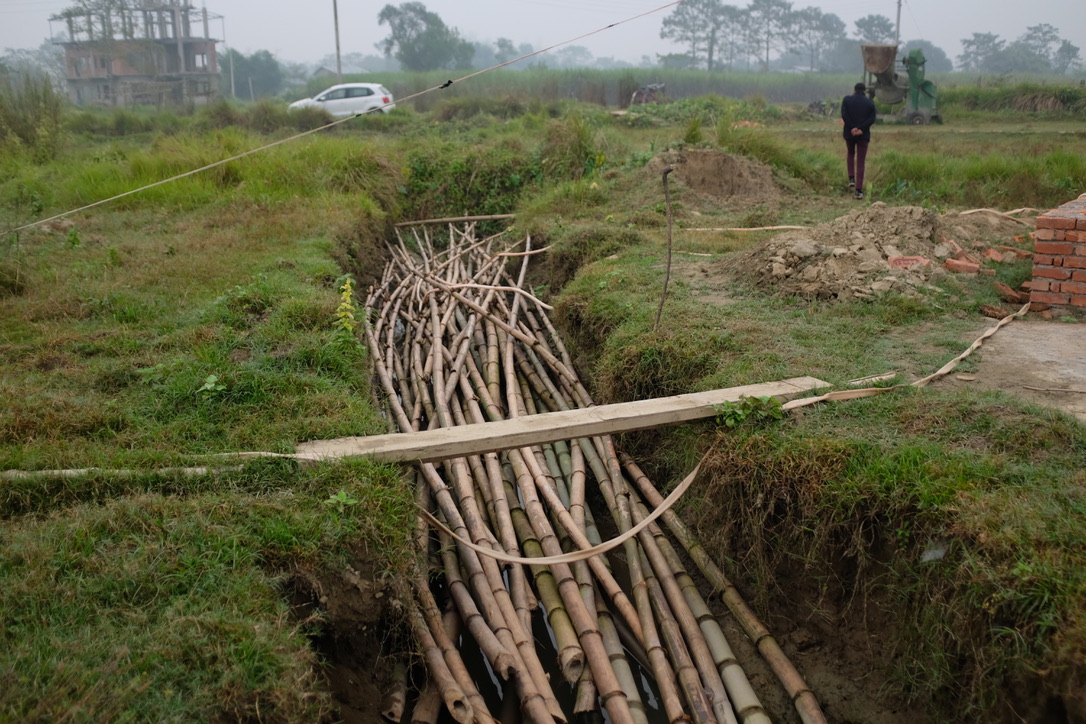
(52, 0, 221, 108)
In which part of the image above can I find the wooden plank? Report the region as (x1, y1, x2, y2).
(295, 376, 829, 464)
(395, 213, 515, 227)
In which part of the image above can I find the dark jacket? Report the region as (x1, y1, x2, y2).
(841, 91, 877, 141)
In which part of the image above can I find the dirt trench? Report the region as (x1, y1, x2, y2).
(298, 149, 1085, 724)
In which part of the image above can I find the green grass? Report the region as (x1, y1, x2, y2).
(680, 390, 1086, 721)
(2, 84, 1085, 722)
(0, 458, 414, 722)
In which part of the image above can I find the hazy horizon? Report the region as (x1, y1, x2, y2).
(2, 0, 1082, 71)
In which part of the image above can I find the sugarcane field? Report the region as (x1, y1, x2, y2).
(4, 69, 1086, 724)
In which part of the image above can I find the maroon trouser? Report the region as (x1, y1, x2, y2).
(845, 137, 869, 190)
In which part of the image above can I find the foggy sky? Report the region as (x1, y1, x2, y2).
(1, 0, 1082, 70)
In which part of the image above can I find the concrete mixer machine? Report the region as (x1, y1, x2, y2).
(861, 44, 942, 125)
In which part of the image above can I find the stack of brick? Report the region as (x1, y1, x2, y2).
(1030, 193, 1086, 308)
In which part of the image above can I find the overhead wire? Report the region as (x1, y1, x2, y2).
(2, 0, 685, 237)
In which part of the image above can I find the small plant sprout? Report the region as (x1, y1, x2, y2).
(197, 374, 226, 396)
(323, 489, 360, 513)
(713, 395, 785, 430)
(334, 275, 363, 350)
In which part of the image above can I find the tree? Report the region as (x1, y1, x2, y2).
(957, 32, 1005, 72)
(377, 2, 474, 71)
(550, 46, 594, 69)
(494, 38, 518, 64)
(1053, 39, 1082, 75)
(717, 5, 752, 70)
(0, 39, 66, 87)
(901, 39, 953, 72)
(854, 14, 895, 44)
(821, 37, 861, 73)
(1018, 24, 1061, 65)
(746, 0, 794, 71)
(219, 49, 282, 100)
(660, 0, 747, 71)
(987, 42, 1051, 74)
(792, 8, 845, 70)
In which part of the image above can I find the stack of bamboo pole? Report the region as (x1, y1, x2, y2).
(364, 224, 826, 724)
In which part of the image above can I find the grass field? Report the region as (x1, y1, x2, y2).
(2, 76, 1085, 722)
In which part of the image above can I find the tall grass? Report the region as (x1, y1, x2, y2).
(940, 82, 1086, 114)
(0, 69, 64, 162)
(339, 68, 857, 112)
(876, 148, 1086, 208)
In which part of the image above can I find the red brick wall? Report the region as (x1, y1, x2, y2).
(1030, 193, 1086, 307)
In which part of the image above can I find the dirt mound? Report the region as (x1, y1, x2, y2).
(727, 203, 1033, 300)
(648, 149, 779, 201)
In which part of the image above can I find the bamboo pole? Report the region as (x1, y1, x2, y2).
(406, 601, 474, 724)
(366, 227, 827, 724)
(622, 455, 827, 724)
(380, 660, 408, 722)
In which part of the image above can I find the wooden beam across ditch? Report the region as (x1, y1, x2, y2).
(295, 376, 829, 464)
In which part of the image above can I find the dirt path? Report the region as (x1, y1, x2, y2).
(936, 320, 1086, 421)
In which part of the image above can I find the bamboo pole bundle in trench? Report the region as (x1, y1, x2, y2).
(363, 223, 827, 724)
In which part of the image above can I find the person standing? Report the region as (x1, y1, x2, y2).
(841, 82, 877, 199)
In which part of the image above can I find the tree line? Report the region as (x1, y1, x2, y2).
(657, 0, 1081, 75)
(3, 0, 1083, 104)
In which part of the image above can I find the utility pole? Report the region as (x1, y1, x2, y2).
(894, 0, 902, 47)
(221, 17, 235, 98)
(333, 0, 342, 83)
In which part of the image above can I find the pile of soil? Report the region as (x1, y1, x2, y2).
(727, 203, 1032, 300)
(647, 149, 780, 201)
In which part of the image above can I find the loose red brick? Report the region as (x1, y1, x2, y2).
(939, 236, 963, 254)
(1061, 281, 1086, 295)
(1031, 290, 1070, 305)
(1033, 266, 1072, 280)
(887, 256, 930, 269)
(944, 258, 979, 274)
(993, 281, 1029, 303)
(1034, 240, 1073, 254)
(997, 245, 1033, 259)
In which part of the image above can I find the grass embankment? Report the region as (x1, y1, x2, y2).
(2, 119, 420, 720)
(534, 120, 1086, 719)
(2, 85, 1085, 720)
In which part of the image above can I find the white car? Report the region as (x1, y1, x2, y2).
(288, 83, 395, 117)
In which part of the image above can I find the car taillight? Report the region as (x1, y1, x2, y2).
(382, 97, 390, 104)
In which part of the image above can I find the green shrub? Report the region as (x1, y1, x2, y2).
(540, 113, 601, 182)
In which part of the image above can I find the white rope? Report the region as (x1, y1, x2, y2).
(419, 461, 702, 566)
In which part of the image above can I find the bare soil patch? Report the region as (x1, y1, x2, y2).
(289, 563, 401, 724)
(724, 203, 1031, 301)
(647, 149, 781, 202)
